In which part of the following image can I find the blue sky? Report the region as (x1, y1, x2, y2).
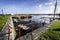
(0, 0, 60, 14)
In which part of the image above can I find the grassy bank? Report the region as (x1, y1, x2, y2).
(0, 15, 10, 31)
(36, 20, 60, 40)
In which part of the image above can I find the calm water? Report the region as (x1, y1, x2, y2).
(22, 14, 59, 23)
(31, 15, 51, 23)
(23, 15, 55, 23)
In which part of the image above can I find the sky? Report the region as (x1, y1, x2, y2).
(0, 0, 60, 14)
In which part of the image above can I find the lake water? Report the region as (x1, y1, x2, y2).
(31, 15, 51, 23)
(22, 14, 59, 24)
(23, 15, 54, 23)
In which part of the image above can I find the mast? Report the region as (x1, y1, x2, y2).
(53, 0, 57, 20)
(2, 9, 4, 14)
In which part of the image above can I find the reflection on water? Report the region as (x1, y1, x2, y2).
(22, 15, 51, 24)
(31, 15, 50, 23)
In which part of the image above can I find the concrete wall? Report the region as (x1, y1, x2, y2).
(0, 16, 16, 40)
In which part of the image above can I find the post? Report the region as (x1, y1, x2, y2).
(53, 0, 57, 20)
(30, 21, 35, 40)
(14, 26, 21, 40)
(16, 26, 21, 40)
(30, 32, 34, 40)
(1, 9, 4, 15)
(18, 27, 20, 40)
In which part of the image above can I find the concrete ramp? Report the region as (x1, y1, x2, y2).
(0, 16, 16, 40)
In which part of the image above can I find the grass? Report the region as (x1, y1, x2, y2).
(0, 15, 10, 31)
(36, 20, 60, 40)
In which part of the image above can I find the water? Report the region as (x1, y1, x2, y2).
(22, 15, 53, 24)
(31, 15, 51, 24)
(21, 14, 59, 23)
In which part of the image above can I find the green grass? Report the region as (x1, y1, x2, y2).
(0, 15, 10, 31)
(36, 20, 60, 40)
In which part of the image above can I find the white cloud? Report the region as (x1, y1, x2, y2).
(38, 4, 43, 8)
(38, 4, 60, 14)
(45, 2, 53, 5)
(56, 6, 60, 13)
(37, 0, 60, 14)
(37, 2, 55, 14)
(49, 2, 53, 5)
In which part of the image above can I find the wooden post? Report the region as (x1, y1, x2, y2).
(30, 21, 35, 40)
(32, 21, 35, 31)
(15, 26, 21, 40)
(18, 27, 20, 40)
